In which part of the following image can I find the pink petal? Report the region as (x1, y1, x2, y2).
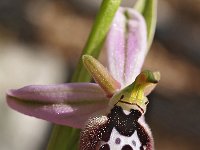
(106, 7, 147, 87)
(7, 83, 108, 128)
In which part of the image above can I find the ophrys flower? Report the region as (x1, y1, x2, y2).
(6, 7, 160, 150)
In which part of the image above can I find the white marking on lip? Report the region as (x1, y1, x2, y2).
(99, 128, 141, 149)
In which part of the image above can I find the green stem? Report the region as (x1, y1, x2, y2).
(47, 0, 121, 150)
(134, 0, 157, 49)
(143, 0, 157, 49)
(134, 0, 146, 13)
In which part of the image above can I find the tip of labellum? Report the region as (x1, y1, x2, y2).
(82, 55, 121, 97)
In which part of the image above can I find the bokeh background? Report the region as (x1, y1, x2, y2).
(0, 0, 200, 149)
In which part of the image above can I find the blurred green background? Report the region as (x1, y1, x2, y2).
(0, 0, 200, 150)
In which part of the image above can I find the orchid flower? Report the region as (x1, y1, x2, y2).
(6, 7, 159, 150)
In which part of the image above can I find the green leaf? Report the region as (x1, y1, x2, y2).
(134, 0, 157, 49)
(47, 126, 80, 150)
(134, 0, 146, 13)
(47, 0, 122, 150)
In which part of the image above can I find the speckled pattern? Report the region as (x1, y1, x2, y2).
(80, 106, 153, 150)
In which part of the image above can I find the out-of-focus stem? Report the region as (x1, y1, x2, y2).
(134, 0, 157, 49)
